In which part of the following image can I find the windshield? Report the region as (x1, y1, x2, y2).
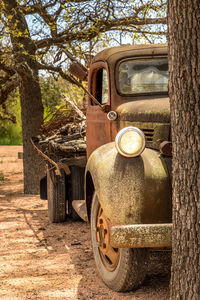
(118, 58, 168, 94)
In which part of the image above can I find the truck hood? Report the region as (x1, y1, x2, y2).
(116, 97, 170, 123)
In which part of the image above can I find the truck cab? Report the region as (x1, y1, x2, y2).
(83, 44, 172, 291)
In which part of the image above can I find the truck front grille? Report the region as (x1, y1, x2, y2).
(138, 123, 170, 150)
(141, 128, 154, 142)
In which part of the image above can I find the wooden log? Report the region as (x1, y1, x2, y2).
(49, 139, 86, 153)
(61, 94, 86, 120)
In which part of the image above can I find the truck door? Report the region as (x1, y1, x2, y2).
(86, 62, 111, 158)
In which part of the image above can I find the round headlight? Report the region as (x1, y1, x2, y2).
(115, 127, 145, 157)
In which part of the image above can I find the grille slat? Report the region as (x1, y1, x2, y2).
(140, 128, 154, 142)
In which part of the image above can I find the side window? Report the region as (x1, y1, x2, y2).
(92, 68, 109, 105)
(102, 69, 108, 104)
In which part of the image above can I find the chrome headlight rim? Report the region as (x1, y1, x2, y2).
(115, 126, 146, 157)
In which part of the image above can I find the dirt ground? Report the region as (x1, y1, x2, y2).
(0, 146, 171, 300)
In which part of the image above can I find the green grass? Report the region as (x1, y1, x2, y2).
(0, 137, 22, 145)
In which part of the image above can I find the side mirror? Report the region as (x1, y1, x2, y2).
(68, 62, 88, 81)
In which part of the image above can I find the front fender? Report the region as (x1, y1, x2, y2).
(85, 142, 171, 225)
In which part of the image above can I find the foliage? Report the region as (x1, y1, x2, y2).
(0, 95, 22, 145)
(0, 75, 85, 144)
(40, 75, 85, 120)
(0, 0, 167, 114)
(0, 0, 167, 143)
(40, 76, 64, 122)
(0, 0, 167, 192)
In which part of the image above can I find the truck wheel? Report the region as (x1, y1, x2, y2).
(91, 192, 148, 292)
(47, 168, 66, 223)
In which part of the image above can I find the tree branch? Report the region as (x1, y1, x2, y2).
(36, 61, 77, 84)
(0, 74, 19, 105)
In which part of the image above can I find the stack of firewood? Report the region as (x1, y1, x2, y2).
(32, 95, 87, 164)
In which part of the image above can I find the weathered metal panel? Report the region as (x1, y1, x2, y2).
(92, 44, 167, 64)
(117, 98, 170, 123)
(86, 61, 111, 158)
(110, 223, 172, 248)
(85, 142, 171, 226)
(86, 106, 111, 158)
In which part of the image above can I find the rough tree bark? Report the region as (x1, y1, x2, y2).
(168, 1, 200, 299)
(4, 0, 45, 194)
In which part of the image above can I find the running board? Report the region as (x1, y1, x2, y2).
(72, 200, 88, 222)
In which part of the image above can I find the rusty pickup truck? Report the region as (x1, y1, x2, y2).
(41, 44, 172, 292)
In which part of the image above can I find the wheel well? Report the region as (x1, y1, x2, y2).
(85, 171, 94, 222)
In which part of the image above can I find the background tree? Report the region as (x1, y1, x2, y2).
(168, 1, 200, 299)
(0, 0, 167, 193)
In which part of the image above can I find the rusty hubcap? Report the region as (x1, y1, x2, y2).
(96, 205, 120, 271)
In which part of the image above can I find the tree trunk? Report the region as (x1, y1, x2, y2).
(19, 69, 45, 194)
(4, 0, 45, 194)
(168, 1, 200, 299)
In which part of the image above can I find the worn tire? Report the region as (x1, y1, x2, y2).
(91, 192, 148, 292)
(47, 168, 66, 223)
